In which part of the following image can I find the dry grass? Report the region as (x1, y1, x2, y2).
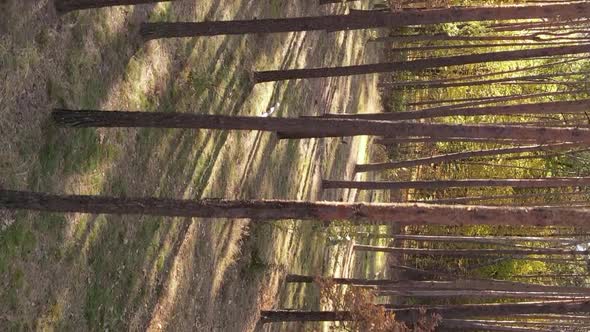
(0, 0, 379, 331)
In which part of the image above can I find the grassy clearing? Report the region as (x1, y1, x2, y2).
(1, 0, 379, 331)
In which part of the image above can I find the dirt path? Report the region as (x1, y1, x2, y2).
(1, 0, 379, 330)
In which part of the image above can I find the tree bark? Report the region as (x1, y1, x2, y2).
(407, 89, 584, 110)
(319, 0, 359, 4)
(355, 142, 581, 172)
(324, 99, 590, 121)
(354, 244, 588, 257)
(322, 177, 590, 191)
(438, 320, 548, 332)
(8, 189, 590, 227)
(374, 137, 538, 145)
(52, 109, 590, 144)
(388, 234, 577, 244)
(443, 319, 586, 329)
(54, 0, 172, 12)
(399, 56, 588, 92)
(286, 275, 590, 295)
(260, 310, 353, 323)
(418, 191, 589, 204)
(386, 41, 579, 54)
(388, 300, 590, 322)
(376, 289, 590, 299)
(139, 3, 590, 39)
(379, 71, 590, 90)
(253, 43, 590, 82)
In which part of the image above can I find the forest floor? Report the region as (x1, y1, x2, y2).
(0, 0, 382, 331)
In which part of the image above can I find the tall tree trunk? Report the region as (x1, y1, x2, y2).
(260, 310, 353, 323)
(54, 0, 172, 12)
(376, 289, 590, 299)
(355, 142, 581, 172)
(7, 190, 590, 227)
(140, 3, 590, 38)
(386, 41, 579, 54)
(455, 161, 563, 175)
(52, 110, 590, 144)
(388, 234, 577, 244)
(319, 0, 359, 4)
(407, 89, 584, 111)
(438, 320, 550, 332)
(287, 275, 590, 294)
(322, 177, 590, 191)
(354, 244, 588, 257)
(399, 56, 588, 92)
(324, 99, 590, 121)
(512, 273, 590, 279)
(379, 71, 590, 90)
(443, 319, 586, 329)
(388, 300, 590, 322)
(419, 191, 589, 204)
(374, 137, 538, 145)
(370, 33, 540, 43)
(253, 43, 590, 82)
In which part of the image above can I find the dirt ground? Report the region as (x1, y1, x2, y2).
(0, 0, 380, 330)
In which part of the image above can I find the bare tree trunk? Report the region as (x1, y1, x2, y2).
(386, 41, 579, 54)
(399, 56, 588, 92)
(388, 300, 590, 322)
(355, 142, 581, 172)
(260, 310, 353, 323)
(285, 274, 403, 286)
(370, 32, 586, 43)
(456, 161, 575, 175)
(324, 99, 590, 121)
(512, 273, 590, 279)
(318, 0, 359, 4)
(374, 137, 538, 145)
(443, 319, 586, 329)
(140, 3, 590, 38)
(52, 110, 590, 144)
(54, 0, 172, 12)
(379, 71, 590, 90)
(323, 177, 590, 191)
(7, 190, 590, 227)
(354, 244, 588, 257)
(407, 89, 584, 112)
(253, 44, 590, 82)
(376, 289, 590, 299)
(416, 191, 589, 204)
(438, 320, 550, 332)
(389, 234, 577, 244)
(370, 33, 539, 43)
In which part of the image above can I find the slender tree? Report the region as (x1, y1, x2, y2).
(438, 320, 549, 332)
(354, 245, 589, 257)
(140, 3, 590, 39)
(379, 71, 590, 90)
(253, 44, 590, 82)
(355, 142, 581, 172)
(322, 177, 590, 190)
(52, 109, 590, 144)
(7, 189, 590, 227)
(262, 300, 590, 324)
(374, 137, 539, 145)
(323, 99, 590, 121)
(411, 191, 589, 204)
(376, 289, 590, 299)
(54, 0, 173, 12)
(386, 41, 581, 54)
(370, 31, 588, 43)
(383, 234, 578, 245)
(407, 89, 586, 112)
